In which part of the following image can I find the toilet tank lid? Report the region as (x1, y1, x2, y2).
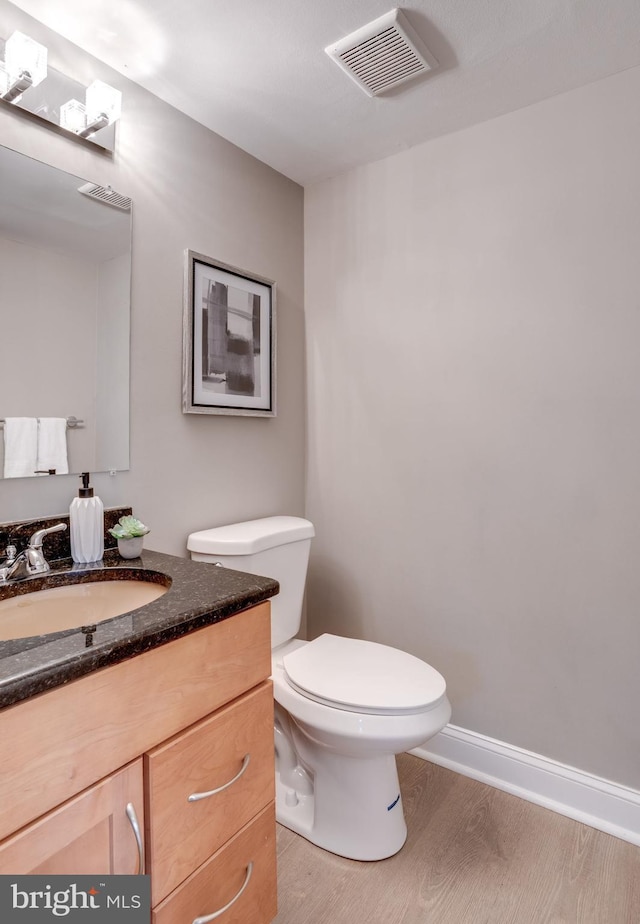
(187, 516, 315, 555)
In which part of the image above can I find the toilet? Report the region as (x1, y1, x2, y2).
(187, 516, 451, 861)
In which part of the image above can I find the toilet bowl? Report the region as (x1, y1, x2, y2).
(187, 516, 451, 861)
(272, 635, 451, 859)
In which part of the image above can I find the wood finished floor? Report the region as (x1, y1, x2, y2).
(274, 754, 640, 924)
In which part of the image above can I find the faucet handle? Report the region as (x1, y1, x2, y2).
(29, 522, 67, 549)
(4, 544, 17, 562)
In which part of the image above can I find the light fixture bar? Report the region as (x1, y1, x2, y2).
(1, 69, 33, 103)
(1, 30, 121, 151)
(78, 112, 109, 138)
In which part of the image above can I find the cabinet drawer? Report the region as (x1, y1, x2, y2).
(153, 802, 276, 924)
(146, 682, 274, 904)
(0, 760, 144, 875)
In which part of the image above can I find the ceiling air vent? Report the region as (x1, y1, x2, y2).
(77, 182, 132, 212)
(325, 8, 438, 98)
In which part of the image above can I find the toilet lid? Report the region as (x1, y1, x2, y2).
(282, 634, 447, 715)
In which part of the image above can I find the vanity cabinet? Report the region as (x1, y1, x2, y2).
(0, 602, 277, 923)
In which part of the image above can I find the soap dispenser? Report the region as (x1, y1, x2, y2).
(70, 472, 104, 563)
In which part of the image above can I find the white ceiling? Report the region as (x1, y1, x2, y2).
(9, 0, 640, 186)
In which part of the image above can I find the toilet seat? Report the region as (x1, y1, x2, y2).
(282, 634, 447, 715)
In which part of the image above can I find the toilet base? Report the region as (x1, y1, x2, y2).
(275, 749, 408, 861)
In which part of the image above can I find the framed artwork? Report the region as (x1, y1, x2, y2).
(183, 250, 276, 416)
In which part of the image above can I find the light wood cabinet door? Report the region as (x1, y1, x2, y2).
(0, 760, 144, 875)
(152, 802, 276, 924)
(145, 681, 274, 905)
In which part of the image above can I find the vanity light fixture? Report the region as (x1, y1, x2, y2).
(0, 31, 47, 103)
(0, 31, 122, 151)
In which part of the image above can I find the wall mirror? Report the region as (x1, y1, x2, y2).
(0, 145, 131, 480)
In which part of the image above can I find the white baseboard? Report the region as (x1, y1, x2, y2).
(410, 724, 640, 847)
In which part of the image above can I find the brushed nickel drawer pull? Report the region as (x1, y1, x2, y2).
(187, 754, 251, 802)
(192, 862, 253, 923)
(125, 802, 145, 874)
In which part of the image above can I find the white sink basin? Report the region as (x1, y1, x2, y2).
(0, 579, 168, 641)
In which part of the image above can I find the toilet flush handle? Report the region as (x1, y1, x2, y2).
(187, 754, 251, 802)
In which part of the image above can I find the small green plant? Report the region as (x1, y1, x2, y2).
(109, 515, 150, 540)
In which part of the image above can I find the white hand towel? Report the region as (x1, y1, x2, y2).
(37, 418, 69, 475)
(3, 417, 38, 478)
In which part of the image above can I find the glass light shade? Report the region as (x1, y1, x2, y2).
(60, 98, 86, 133)
(5, 31, 47, 87)
(85, 80, 122, 125)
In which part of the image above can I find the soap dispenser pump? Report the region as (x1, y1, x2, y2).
(70, 472, 104, 563)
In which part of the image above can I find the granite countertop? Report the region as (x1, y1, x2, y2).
(0, 549, 279, 709)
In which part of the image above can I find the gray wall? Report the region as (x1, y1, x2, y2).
(304, 65, 640, 789)
(0, 2, 305, 551)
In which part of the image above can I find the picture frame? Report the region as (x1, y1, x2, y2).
(182, 250, 276, 417)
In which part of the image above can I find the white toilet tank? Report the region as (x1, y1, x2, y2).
(187, 516, 315, 650)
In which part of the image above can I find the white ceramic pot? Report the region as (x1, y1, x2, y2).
(117, 536, 144, 559)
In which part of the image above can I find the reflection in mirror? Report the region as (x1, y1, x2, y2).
(0, 146, 131, 479)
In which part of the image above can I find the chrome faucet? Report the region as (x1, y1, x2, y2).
(0, 523, 67, 583)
